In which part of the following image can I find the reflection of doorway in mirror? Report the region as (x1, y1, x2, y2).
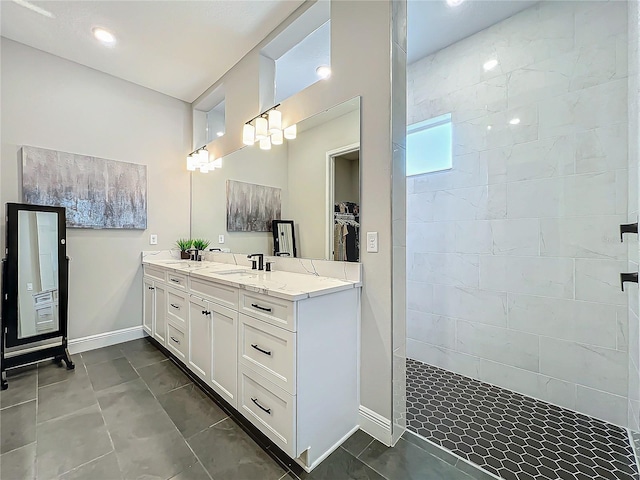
(326, 143, 360, 262)
(17, 211, 59, 339)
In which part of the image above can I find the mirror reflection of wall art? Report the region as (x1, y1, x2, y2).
(21, 146, 147, 229)
(226, 180, 281, 232)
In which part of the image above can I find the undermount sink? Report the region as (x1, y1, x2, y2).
(214, 269, 256, 276)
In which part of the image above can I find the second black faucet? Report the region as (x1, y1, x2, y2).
(247, 253, 264, 271)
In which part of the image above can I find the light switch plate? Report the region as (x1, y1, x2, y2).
(150, 234, 158, 245)
(218, 235, 225, 244)
(366, 232, 378, 253)
(27, 283, 33, 291)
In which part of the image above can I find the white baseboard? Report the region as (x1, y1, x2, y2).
(359, 406, 392, 446)
(68, 326, 146, 354)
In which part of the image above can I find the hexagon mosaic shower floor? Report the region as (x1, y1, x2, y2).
(406, 359, 640, 480)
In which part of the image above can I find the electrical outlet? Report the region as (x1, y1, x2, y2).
(150, 234, 158, 245)
(366, 232, 378, 253)
(27, 283, 33, 291)
(218, 235, 225, 244)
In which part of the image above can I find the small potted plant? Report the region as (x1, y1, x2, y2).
(175, 238, 193, 259)
(191, 238, 211, 261)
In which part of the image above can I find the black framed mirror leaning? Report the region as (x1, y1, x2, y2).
(1, 203, 74, 390)
(272, 220, 297, 257)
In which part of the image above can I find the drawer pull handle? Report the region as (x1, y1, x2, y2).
(201, 310, 211, 316)
(251, 344, 272, 356)
(170, 336, 181, 345)
(170, 303, 180, 310)
(251, 303, 272, 313)
(170, 278, 181, 283)
(251, 397, 271, 415)
(148, 286, 155, 290)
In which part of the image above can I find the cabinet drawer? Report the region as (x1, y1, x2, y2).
(144, 265, 165, 282)
(239, 291, 296, 332)
(167, 324, 186, 362)
(239, 314, 296, 395)
(167, 289, 188, 329)
(166, 271, 188, 290)
(190, 277, 238, 310)
(238, 366, 295, 457)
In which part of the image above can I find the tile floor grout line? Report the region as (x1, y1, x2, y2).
(130, 354, 216, 480)
(403, 430, 501, 480)
(0, 396, 38, 411)
(184, 415, 231, 441)
(55, 448, 115, 478)
(352, 439, 375, 459)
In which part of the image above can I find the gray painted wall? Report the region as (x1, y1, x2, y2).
(1, 38, 192, 340)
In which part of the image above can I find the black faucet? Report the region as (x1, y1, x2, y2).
(247, 253, 264, 271)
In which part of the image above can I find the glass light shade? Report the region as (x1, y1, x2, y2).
(186, 155, 196, 171)
(284, 124, 297, 140)
(199, 165, 210, 173)
(259, 136, 271, 150)
(271, 129, 283, 145)
(255, 117, 268, 140)
(242, 124, 256, 145)
(198, 149, 209, 164)
(268, 110, 282, 133)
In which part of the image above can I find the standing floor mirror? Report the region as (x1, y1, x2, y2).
(1, 203, 74, 389)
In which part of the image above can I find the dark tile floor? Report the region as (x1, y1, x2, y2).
(407, 358, 640, 480)
(0, 338, 480, 480)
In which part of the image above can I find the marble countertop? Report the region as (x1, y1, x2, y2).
(142, 258, 360, 301)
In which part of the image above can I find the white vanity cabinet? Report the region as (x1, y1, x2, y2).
(237, 288, 359, 469)
(142, 266, 167, 346)
(187, 295, 238, 408)
(141, 260, 360, 473)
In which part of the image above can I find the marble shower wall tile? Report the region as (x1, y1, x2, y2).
(539, 337, 628, 397)
(507, 293, 618, 349)
(406, 0, 631, 425)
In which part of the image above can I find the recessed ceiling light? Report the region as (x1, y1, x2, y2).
(446, 0, 465, 7)
(487, 125, 492, 131)
(316, 65, 331, 79)
(92, 27, 116, 46)
(483, 59, 499, 71)
(509, 118, 521, 125)
(216, 131, 224, 137)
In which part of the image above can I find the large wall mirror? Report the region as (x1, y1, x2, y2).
(191, 97, 360, 261)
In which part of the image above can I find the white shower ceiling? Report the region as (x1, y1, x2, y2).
(408, 0, 538, 64)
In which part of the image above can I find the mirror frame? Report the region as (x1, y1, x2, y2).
(272, 220, 297, 257)
(2, 203, 68, 348)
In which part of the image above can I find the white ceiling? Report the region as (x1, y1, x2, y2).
(407, 0, 538, 64)
(0, 0, 539, 104)
(0, 0, 304, 102)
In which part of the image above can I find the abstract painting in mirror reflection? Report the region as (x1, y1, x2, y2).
(226, 180, 281, 232)
(17, 210, 59, 338)
(21, 146, 147, 229)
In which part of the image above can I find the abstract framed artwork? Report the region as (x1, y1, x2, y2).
(21, 146, 147, 229)
(226, 180, 281, 232)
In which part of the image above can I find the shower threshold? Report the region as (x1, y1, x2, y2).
(406, 358, 639, 480)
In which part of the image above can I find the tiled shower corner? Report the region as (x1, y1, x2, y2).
(407, 358, 639, 480)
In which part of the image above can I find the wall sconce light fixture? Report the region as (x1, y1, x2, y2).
(243, 105, 296, 147)
(186, 146, 222, 173)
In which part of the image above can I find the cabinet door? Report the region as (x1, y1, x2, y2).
(188, 296, 211, 381)
(211, 303, 238, 408)
(154, 283, 167, 345)
(143, 278, 154, 336)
